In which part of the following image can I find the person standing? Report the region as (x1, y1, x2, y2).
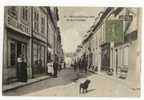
(58, 63, 62, 72)
(53, 59, 58, 78)
(64, 62, 66, 69)
(21, 56, 28, 82)
(78, 59, 82, 72)
(74, 60, 77, 72)
(47, 61, 54, 76)
(17, 55, 22, 81)
(84, 54, 88, 73)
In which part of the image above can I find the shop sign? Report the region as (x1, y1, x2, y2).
(119, 15, 133, 21)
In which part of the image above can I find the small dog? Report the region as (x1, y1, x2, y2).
(79, 79, 91, 93)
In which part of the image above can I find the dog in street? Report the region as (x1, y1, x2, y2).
(79, 79, 91, 93)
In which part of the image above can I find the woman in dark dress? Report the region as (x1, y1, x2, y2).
(21, 57, 28, 82)
(17, 55, 22, 81)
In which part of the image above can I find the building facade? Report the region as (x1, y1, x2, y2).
(81, 7, 141, 89)
(31, 7, 48, 78)
(3, 6, 63, 84)
(3, 6, 32, 84)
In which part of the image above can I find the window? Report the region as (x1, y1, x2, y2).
(8, 40, 17, 67)
(34, 11, 39, 32)
(22, 7, 28, 21)
(34, 12, 37, 32)
(38, 45, 41, 62)
(33, 43, 46, 74)
(41, 17, 45, 34)
(118, 48, 123, 67)
(10, 43, 16, 66)
(41, 46, 45, 67)
(33, 43, 38, 64)
(123, 46, 128, 66)
(8, 7, 17, 19)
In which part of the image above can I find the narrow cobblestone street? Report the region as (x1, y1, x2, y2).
(24, 73, 140, 97)
(3, 67, 92, 96)
(3, 66, 140, 96)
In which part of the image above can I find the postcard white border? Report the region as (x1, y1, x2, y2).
(0, 0, 144, 100)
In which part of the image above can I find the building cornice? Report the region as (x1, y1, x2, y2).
(82, 7, 114, 45)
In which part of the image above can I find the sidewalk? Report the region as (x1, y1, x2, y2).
(88, 69, 140, 90)
(2, 75, 51, 92)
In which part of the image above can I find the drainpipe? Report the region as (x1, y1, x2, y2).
(31, 7, 34, 78)
(46, 8, 49, 73)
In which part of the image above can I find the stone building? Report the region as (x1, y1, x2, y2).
(81, 7, 141, 89)
(31, 7, 48, 78)
(110, 8, 141, 88)
(3, 6, 63, 84)
(3, 6, 32, 84)
(47, 7, 63, 62)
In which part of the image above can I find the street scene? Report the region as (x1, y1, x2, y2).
(2, 7, 141, 96)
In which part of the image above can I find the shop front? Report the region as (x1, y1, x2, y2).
(32, 39, 47, 77)
(101, 43, 110, 72)
(3, 29, 30, 84)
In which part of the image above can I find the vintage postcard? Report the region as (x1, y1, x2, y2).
(2, 6, 141, 97)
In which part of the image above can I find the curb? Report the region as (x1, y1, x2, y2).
(3, 76, 51, 92)
(88, 69, 97, 74)
(88, 69, 140, 90)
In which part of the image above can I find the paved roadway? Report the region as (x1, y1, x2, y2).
(3, 67, 92, 96)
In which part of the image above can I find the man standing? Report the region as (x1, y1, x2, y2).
(74, 60, 77, 72)
(64, 62, 66, 69)
(84, 54, 88, 73)
(53, 57, 58, 78)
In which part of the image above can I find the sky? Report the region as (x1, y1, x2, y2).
(58, 7, 104, 53)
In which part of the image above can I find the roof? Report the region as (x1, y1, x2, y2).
(82, 7, 113, 44)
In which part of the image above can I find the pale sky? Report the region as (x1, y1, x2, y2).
(58, 7, 104, 53)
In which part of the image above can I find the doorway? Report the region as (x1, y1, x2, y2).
(115, 49, 118, 75)
(7, 39, 27, 83)
(17, 42, 27, 60)
(101, 43, 110, 71)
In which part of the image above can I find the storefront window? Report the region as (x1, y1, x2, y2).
(38, 45, 41, 63)
(118, 48, 123, 67)
(33, 42, 46, 75)
(123, 46, 128, 66)
(10, 43, 16, 66)
(33, 43, 38, 64)
(41, 46, 45, 67)
(7, 39, 17, 67)
(8, 40, 27, 67)
(101, 43, 110, 71)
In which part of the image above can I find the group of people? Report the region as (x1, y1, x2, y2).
(47, 57, 65, 78)
(73, 53, 88, 73)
